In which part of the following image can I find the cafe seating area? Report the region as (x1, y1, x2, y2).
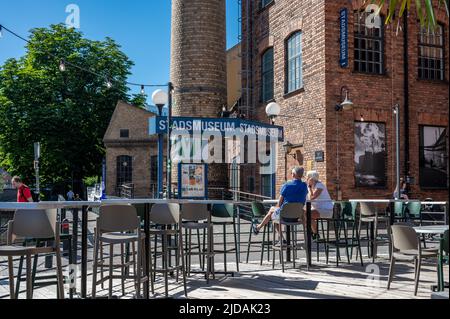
(0, 199, 448, 299)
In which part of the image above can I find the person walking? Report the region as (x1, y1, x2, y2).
(11, 176, 34, 203)
(67, 188, 75, 201)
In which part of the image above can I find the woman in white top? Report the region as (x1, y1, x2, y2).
(305, 171, 334, 238)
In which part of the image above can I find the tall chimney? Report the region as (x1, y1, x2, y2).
(171, 0, 227, 116)
(170, 0, 228, 196)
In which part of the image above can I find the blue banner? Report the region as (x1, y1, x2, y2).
(149, 116, 285, 142)
(339, 8, 349, 68)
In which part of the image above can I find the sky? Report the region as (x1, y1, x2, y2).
(0, 0, 240, 98)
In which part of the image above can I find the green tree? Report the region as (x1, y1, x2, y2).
(0, 24, 133, 196)
(360, 0, 449, 28)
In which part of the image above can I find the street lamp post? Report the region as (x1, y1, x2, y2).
(167, 82, 174, 199)
(393, 104, 401, 200)
(152, 89, 169, 199)
(334, 86, 354, 200)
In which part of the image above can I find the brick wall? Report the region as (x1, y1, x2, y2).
(243, 0, 449, 201)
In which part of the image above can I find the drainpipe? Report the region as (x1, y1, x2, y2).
(403, 10, 410, 180)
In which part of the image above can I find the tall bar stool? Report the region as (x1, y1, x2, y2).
(211, 204, 240, 274)
(91, 205, 149, 299)
(180, 203, 214, 283)
(246, 202, 272, 265)
(0, 209, 64, 299)
(271, 203, 306, 272)
(150, 203, 187, 298)
(358, 202, 391, 263)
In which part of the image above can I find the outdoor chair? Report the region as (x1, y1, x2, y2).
(92, 205, 148, 299)
(323, 202, 364, 267)
(438, 229, 448, 291)
(0, 209, 64, 299)
(394, 201, 407, 222)
(406, 201, 427, 247)
(149, 203, 187, 298)
(180, 203, 214, 283)
(272, 203, 306, 272)
(246, 202, 272, 265)
(387, 224, 439, 296)
(211, 204, 240, 274)
(358, 202, 391, 263)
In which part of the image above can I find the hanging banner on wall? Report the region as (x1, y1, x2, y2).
(339, 8, 349, 68)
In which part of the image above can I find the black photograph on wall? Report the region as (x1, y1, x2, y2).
(354, 122, 387, 188)
(419, 126, 448, 189)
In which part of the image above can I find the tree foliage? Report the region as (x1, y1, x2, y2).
(358, 0, 449, 29)
(0, 24, 133, 191)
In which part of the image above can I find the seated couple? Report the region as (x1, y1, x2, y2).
(252, 167, 333, 241)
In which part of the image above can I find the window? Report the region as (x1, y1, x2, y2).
(261, 48, 274, 102)
(260, 175, 272, 198)
(354, 11, 384, 74)
(419, 126, 448, 188)
(286, 32, 303, 93)
(260, 0, 273, 9)
(419, 25, 445, 81)
(116, 155, 132, 186)
(150, 156, 158, 183)
(120, 129, 129, 138)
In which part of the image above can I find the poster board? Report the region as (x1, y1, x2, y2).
(178, 163, 208, 199)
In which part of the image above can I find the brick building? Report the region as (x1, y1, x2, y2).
(103, 101, 163, 198)
(240, 0, 449, 200)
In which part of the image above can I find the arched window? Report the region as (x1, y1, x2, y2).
(286, 31, 303, 93)
(116, 155, 132, 186)
(261, 47, 274, 102)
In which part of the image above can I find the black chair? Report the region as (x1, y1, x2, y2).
(246, 202, 272, 265)
(211, 204, 240, 274)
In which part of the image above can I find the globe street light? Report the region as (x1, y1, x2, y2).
(152, 89, 169, 199)
(266, 102, 281, 124)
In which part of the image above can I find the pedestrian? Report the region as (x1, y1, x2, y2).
(252, 167, 308, 244)
(393, 178, 409, 200)
(67, 188, 75, 201)
(11, 176, 34, 203)
(74, 194, 82, 201)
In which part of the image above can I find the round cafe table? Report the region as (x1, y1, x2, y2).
(413, 225, 448, 235)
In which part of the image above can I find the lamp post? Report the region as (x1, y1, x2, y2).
(393, 104, 401, 200)
(167, 82, 174, 199)
(335, 86, 354, 200)
(33, 142, 40, 201)
(152, 89, 169, 199)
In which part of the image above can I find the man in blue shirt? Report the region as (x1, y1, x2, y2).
(253, 167, 307, 237)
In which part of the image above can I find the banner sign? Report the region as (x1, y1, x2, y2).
(178, 163, 208, 199)
(149, 116, 284, 142)
(339, 8, 349, 68)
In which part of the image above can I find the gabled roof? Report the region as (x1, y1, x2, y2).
(103, 100, 158, 143)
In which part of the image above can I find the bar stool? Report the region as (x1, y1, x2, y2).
(271, 203, 306, 272)
(180, 203, 214, 283)
(211, 204, 240, 274)
(150, 203, 187, 298)
(0, 209, 64, 299)
(358, 202, 391, 263)
(246, 202, 272, 265)
(91, 205, 149, 299)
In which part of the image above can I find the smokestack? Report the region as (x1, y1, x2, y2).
(170, 0, 229, 197)
(171, 0, 227, 116)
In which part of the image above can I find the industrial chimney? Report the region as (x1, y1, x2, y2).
(170, 0, 228, 196)
(170, 0, 227, 116)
